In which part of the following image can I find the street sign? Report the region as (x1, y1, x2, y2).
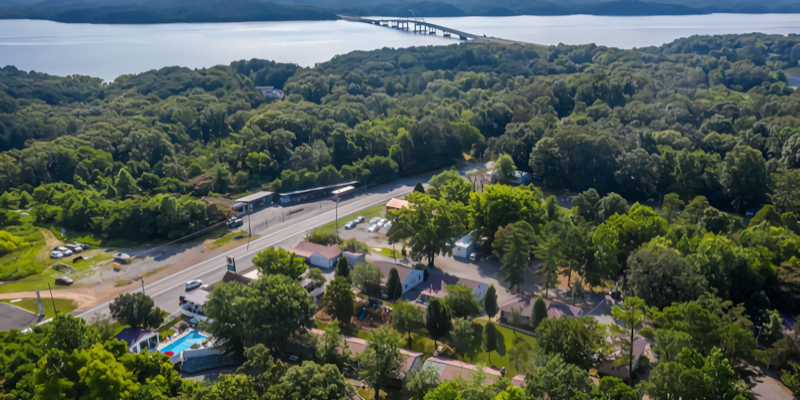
(226, 256, 235, 272)
(35, 290, 44, 317)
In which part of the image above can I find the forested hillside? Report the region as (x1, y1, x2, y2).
(0, 33, 799, 246)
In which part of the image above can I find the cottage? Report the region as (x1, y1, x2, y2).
(419, 274, 488, 304)
(453, 230, 476, 259)
(423, 357, 522, 386)
(373, 261, 425, 295)
(497, 293, 582, 324)
(289, 241, 342, 268)
(308, 328, 423, 384)
(116, 328, 160, 353)
(597, 337, 650, 380)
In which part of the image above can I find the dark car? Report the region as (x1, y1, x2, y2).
(55, 276, 73, 285)
(229, 219, 243, 228)
(610, 290, 622, 300)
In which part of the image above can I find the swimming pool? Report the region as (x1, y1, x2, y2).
(160, 331, 207, 355)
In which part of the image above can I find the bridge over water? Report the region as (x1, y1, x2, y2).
(339, 15, 518, 45)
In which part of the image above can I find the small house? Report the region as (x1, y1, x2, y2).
(116, 328, 160, 353)
(597, 337, 650, 380)
(180, 289, 210, 322)
(453, 230, 476, 259)
(497, 293, 582, 324)
(423, 357, 523, 386)
(419, 274, 488, 304)
(373, 261, 425, 295)
(289, 241, 342, 268)
(385, 197, 411, 211)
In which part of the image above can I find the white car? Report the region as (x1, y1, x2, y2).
(379, 218, 388, 226)
(368, 224, 380, 233)
(56, 247, 73, 256)
(50, 250, 64, 259)
(66, 244, 82, 253)
(185, 280, 203, 291)
(344, 222, 355, 230)
(356, 216, 365, 223)
(384, 222, 392, 232)
(369, 217, 381, 225)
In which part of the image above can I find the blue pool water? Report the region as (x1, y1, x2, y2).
(160, 331, 207, 355)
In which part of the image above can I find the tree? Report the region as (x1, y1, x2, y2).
(532, 296, 548, 330)
(495, 154, 517, 184)
(109, 292, 164, 329)
(626, 247, 706, 309)
(315, 321, 352, 372)
(661, 193, 684, 224)
(450, 317, 476, 359)
(721, 145, 769, 212)
(115, 167, 137, 197)
(204, 275, 314, 355)
(498, 221, 535, 291)
(782, 364, 800, 396)
(351, 262, 384, 296)
(533, 233, 560, 298)
(304, 268, 326, 288)
(387, 193, 469, 267)
(524, 355, 594, 400)
(323, 276, 354, 325)
(610, 296, 646, 385)
(484, 285, 499, 319)
(359, 326, 405, 400)
(444, 282, 482, 318)
(392, 300, 426, 346)
(535, 316, 607, 370)
(385, 267, 403, 301)
(194, 374, 258, 400)
(334, 256, 350, 280)
(591, 376, 639, 400)
(414, 182, 425, 193)
(253, 246, 307, 279)
(641, 347, 752, 400)
(426, 299, 453, 348)
(265, 361, 352, 400)
(482, 322, 502, 363)
(404, 366, 441, 400)
(238, 344, 284, 393)
(470, 184, 543, 249)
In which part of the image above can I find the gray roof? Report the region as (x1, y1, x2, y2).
(373, 261, 415, 285)
(235, 191, 274, 202)
(115, 328, 157, 349)
(279, 181, 359, 196)
(0, 303, 39, 331)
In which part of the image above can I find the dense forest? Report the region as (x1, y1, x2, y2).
(3, 0, 800, 23)
(2, 33, 800, 245)
(2, 31, 800, 400)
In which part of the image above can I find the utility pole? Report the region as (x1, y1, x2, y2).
(141, 278, 145, 296)
(333, 196, 341, 238)
(47, 283, 58, 315)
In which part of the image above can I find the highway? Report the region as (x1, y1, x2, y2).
(76, 166, 486, 321)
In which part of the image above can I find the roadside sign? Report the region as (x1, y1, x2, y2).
(226, 256, 235, 272)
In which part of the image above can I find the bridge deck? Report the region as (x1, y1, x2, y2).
(339, 15, 518, 44)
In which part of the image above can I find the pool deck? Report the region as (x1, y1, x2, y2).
(157, 328, 211, 353)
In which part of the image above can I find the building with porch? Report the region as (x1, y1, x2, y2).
(290, 241, 342, 268)
(373, 261, 425, 295)
(116, 328, 160, 353)
(180, 289, 210, 322)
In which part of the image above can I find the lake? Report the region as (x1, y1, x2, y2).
(1, 14, 798, 82)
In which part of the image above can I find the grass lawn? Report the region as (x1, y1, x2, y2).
(316, 205, 384, 234)
(191, 225, 229, 243)
(374, 247, 403, 258)
(0, 297, 76, 318)
(206, 230, 247, 251)
(0, 268, 61, 294)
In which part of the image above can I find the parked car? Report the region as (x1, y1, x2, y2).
(55, 276, 73, 285)
(55, 247, 73, 257)
(384, 222, 392, 232)
(344, 222, 355, 230)
(80, 243, 90, 250)
(368, 224, 380, 233)
(379, 218, 388, 226)
(185, 280, 203, 291)
(228, 219, 243, 228)
(610, 290, 622, 301)
(370, 217, 381, 224)
(50, 250, 64, 259)
(66, 244, 82, 253)
(356, 216, 365, 223)
(469, 252, 477, 261)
